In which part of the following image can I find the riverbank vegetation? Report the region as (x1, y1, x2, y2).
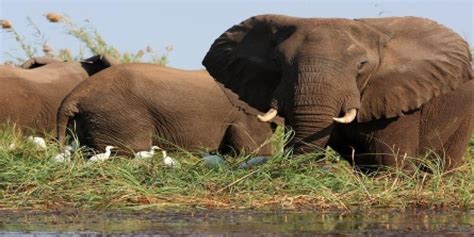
(0, 126, 472, 211)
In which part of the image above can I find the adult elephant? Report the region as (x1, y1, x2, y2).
(0, 55, 117, 135)
(56, 63, 281, 156)
(202, 15, 473, 170)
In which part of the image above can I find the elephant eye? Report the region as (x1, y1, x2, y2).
(356, 60, 369, 79)
(358, 60, 368, 70)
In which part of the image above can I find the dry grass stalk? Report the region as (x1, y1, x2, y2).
(45, 12, 64, 23)
(42, 44, 52, 54)
(1, 20, 12, 29)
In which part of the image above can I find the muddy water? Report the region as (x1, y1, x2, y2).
(0, 209, 472, 236)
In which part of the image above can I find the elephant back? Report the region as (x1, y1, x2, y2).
(20, 56, 63, 69)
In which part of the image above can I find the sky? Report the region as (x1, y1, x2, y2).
(1, 0, 473, 69)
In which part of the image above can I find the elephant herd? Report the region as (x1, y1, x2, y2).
(1, 15, 472, 171)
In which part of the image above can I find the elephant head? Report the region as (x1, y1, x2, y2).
(203, 15, 472, 153)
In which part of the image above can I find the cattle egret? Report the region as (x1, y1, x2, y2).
(8, 143, 16, 150)
(134, 146, 161, 159)
(162, 150, 177, 167)
(89, 146, 116, 162)
(28, 136, 47, 149)
(52, 145, 74, 163)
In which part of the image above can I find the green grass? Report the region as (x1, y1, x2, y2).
(0, 126, 472, 211)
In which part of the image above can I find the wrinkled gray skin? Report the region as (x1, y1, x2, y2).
(57, 63, 280, 156)
(203, 15, 473, 171)
(0, 55, 117, 135)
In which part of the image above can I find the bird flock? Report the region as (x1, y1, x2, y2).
(86, 145, 177, 167)
(14, 136, 178, 167)
(5, 135, 266, 169)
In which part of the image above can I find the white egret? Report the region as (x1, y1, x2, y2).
(162, 150, 177, 167)
(7, 143, 16, 150)
(52, 145, 74, 163)
(27, 136, 47, 149)
(89, 146, 116, 162)
(134, 146, 161, 159)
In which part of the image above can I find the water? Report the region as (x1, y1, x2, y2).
(0, 209, 472, 236)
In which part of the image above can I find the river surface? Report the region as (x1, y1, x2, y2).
(0, 209, 472, 236)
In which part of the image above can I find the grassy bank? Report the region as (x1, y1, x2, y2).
(0, 126, 472, 211)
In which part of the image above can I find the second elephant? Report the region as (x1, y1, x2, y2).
(0, 55, 117, 135)
(57, 63, 281, 156)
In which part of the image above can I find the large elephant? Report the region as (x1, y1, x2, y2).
(56, 63, 281, 156)
(202, 15, 473, 170)
(0, 55, 117, 135)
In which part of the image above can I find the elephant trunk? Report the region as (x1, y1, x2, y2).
(56, 98, 79, 149)
(289, 104, 336, 154)
(288, 65, 360, 154)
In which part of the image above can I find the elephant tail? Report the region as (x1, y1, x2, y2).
(56, 97, 80, 148)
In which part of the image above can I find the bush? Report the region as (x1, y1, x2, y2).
(1, 13, 172, 65)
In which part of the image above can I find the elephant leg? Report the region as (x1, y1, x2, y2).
(329, 130, 379, 172)
(221, 115, 273, 156)
(350, 111, 421, 171)
(439, 116, 473, 170)
(419, 80, 473, 170)
(77, 113, 154, 156)
(220, 124, 260, 156)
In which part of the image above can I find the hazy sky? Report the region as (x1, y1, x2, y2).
(1, 0, 473, 69)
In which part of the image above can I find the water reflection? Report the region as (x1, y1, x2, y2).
(0, 209, 472, 236)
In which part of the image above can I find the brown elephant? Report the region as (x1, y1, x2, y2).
(56, 63, 281, 156)
(0, 55, 117, 135)
(202, 15, 473, 171)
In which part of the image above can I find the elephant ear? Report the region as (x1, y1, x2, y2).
(356, 17, 472, 122)
(20, 56, 62, 69)
(81, 54, 119, 66)
(202, 15, 296, 112)
(80, 54, 119, 75)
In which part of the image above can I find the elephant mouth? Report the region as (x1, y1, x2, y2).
(257, 63, 361, 153)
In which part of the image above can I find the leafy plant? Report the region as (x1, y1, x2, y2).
(1, 13, 171, 65)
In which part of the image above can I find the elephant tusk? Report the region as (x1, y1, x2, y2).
(257, 108, 278, 122)
(333, 108, 357, 124)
